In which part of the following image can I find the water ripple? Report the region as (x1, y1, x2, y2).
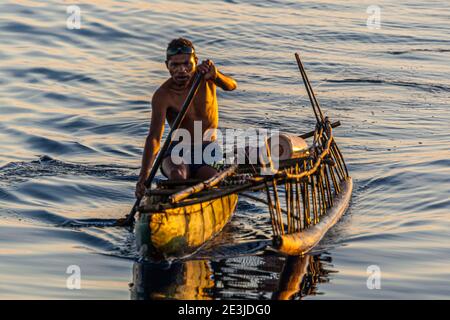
(0, 155, 137, 183)
(326, 78, 450, 93)
(7, 67, 99, 84)
(1, 0, 449, 299)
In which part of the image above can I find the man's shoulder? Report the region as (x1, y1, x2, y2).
(152, 79, 172, 105)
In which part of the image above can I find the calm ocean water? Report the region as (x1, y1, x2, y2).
(1, 0, 449, 299)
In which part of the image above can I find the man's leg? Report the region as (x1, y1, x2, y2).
(191, 141, 219, 180)
(192, 165, 217, 180)
(161, 157, 190, 180)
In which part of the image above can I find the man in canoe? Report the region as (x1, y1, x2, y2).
(135, 38, 237, 199)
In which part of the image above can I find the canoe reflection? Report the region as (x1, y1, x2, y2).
(273, 255, 327, 300)
(131, 254, 330, 300)
(131, 259, 214, 300)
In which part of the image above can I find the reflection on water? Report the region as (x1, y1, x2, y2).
(274, 255, 336, 299)
(131, 260, 214, 300)
(131, 253, 331, 300)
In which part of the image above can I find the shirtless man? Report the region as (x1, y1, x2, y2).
(135, 38, 237, 199)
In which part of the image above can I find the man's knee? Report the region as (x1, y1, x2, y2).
(194, 165, 217, 180)
(169, 166, 189, 180)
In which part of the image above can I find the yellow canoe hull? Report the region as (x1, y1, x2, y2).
(135, 194, 238, 259)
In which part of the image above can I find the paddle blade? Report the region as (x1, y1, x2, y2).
(114, 215, 134, 227)
(114, 198, 140, 227)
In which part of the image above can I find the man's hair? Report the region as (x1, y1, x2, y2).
(166, 38, 196, 59)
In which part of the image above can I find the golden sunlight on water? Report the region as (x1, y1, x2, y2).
(0, 0, 449, 299)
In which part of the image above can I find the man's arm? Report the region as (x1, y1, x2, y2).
(135, 91, 166, 198)
(214, 70, 237, 91)
(198, 59, 237, 91)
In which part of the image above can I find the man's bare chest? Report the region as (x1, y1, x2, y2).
(168, 90, 215, 115)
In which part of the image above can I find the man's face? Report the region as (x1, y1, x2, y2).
(166, 54, 197, 86)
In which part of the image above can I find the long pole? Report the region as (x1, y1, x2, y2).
(295, 52, 325, 123)
(116, 73, 203, 226)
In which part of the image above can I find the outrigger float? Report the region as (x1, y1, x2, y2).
(129, 53, 352, 260)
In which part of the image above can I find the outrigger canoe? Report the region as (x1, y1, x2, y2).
(134, 52, 353, 260)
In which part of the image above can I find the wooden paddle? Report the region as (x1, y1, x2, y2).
(115, 72, 204, 226)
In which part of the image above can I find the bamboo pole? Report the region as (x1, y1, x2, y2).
(169, 165, 238, 203)
(295, 53, 321, 123)
(294, 163, 302, 231)
(329, 142, 345, 181)
(289, 173, 295, 233)
(302, 160, 311, 227)
(333, 142, 349, 178)
(286, 174, 292, 233)
(299, 121, 340, 140)
(309, 160, 318, 224)
(295, 52, 325, 123)
(264, 181, 279, 236)
(273, 179, 285, 235)
(323, 163, 334, 207)
(318, 167, 327, 215)
(328, 163, 340, 194)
